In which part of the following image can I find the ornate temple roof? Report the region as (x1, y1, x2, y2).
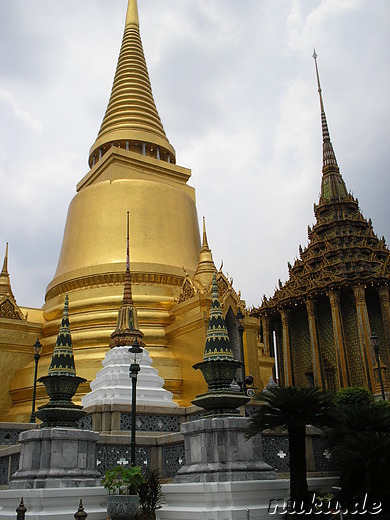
(48, 294, 76, 376)
(255, 54, 390, 314)
(88, 0, 175, 167)
(0, 243, 24, 320)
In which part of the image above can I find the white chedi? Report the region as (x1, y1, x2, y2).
(82, 346, 178, 408)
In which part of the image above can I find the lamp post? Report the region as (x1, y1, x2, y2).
(236, 308, 246, 394)
(370, 331, 386, 400)
(129, 338, 143, 466)
(29, 339, 43, 423)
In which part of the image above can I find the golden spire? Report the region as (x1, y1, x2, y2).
(0, 243, 24, 320)
(1, 242, 8, 276)
(313, 50, 347, 202)
(0, 243, 10, 295)
(89, 0, 175, 168)
(109, 212, 143, 348)
(126, 0, 139, 27)
(193, 217, 216, 288)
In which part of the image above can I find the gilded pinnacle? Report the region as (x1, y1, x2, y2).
(1, 243, 8, 275)
(126, 0, 139, 28)
(88, 0, 175, 168)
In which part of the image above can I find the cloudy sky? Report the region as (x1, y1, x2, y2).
(0, 0, 389, 310)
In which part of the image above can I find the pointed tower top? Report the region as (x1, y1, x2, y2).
(193, 217, 216, 288)
(126, 0, 139, 28)
(109, 213, 144, 348)
(48, 294, 76, 376)
(1, 242, 8, 275)
(203, 273, 234, 361)
(313, 50, 348, 202)
(89, 0, 175, 169)
(0, 243, 24, 320)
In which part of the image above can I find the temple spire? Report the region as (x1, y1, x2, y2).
(48, 294, 76, 377)
(193, 217, 216, 288)
(126, 0, 139, 28)
(313, 50, 347, 202)
(1, 242, 8, 275)
(109, 213, 143, 348)
(89, 0, 175, 168)
(122, 211, 134, 306)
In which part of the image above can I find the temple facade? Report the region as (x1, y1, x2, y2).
(0, 0, 269, 422)
(253, 53, 390, 395)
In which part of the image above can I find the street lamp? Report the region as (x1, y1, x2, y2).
(236, 308, 246, 394)
(370, 331, 386, 400)
(129, 337, 143, 466)
(29, 339, 43, 423)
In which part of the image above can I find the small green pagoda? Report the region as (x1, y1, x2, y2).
(192, 273, 249, 415)
(36, 294, 87, 427)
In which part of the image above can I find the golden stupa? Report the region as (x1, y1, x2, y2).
(0, 0, 269, 421)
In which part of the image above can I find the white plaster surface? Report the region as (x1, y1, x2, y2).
(157, 477, 338, 520)
(0, 487, 108, 520)
(82, 346, 178, 408)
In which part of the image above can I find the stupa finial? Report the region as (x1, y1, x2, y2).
(89, 0, 175, 168)
(193, 217, 216, 288)
(1, 242, 8, 275)
(123, 211, 134, 306)
(109, 213, 143, 348)
(126, 0, 139, 28)
(202, 216, 209, 250)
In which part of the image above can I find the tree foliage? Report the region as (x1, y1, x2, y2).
(246, 386, 334, 507)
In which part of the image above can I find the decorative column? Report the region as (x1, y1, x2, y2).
(328, 289, 350, 388)
(280, 309, 293, 386)
(352, 284, 374, 391)
(305, 299, 323, 388)
(378, 285, 390, 357)
(262, 316, 272, 357)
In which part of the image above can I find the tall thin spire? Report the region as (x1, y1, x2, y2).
(313, 50, 347, 202)
(193, 217, 216, 288)
(89, 0, 175, 168)
(126, 0, 139, 28)
(123, 211, 133, 306)
(109, 212, 143, 348)
(1, 242, 8, 275)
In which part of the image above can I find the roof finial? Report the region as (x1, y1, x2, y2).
(1, 243, 8, 275)
(126, 0, 139, 28)
(313, 49, 324, 113)
(312, 50, 339, 171)
(202, 216, 209, 250)
(313, 50, 348, 202)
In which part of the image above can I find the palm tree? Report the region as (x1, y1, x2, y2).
(327, 402, 390, 516)
(246, 385, 333, 509)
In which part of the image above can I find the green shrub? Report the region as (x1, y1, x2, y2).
(334, 386, 373, 408)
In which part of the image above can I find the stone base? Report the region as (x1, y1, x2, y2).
(157, 479, 290, 520)
(0, 487, 107, 520)
(9, 428, 101, 489)
(157, 477, 339, 520)
(175, 416, 276, 483)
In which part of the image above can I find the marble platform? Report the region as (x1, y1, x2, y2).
(82, 346, 177, 409)
(157, 477, 338, 520)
